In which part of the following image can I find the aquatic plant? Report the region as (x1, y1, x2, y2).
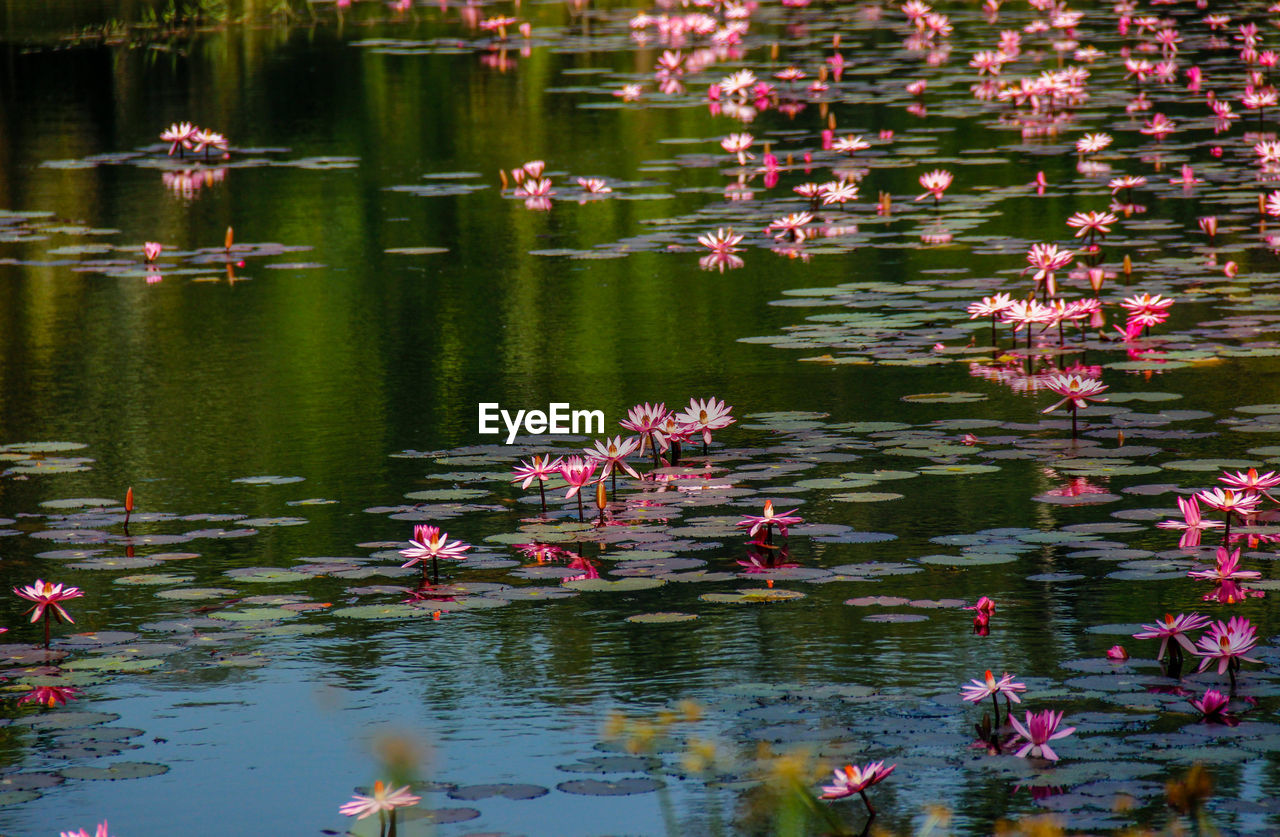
(819, 760, 896, 817)
(559, 456, 600, 521)
(59, 822, 111, 837)
(961, 669, 1024, 732)
(584, 436, 641, 496)
(511, 454, 565, 515)
(339, 780, 421, 827)
(915, 169, 952, 204)
(398, 524, 470, 585)
(1193, 616, 1260, 694)
(1007, 709, 1075, 761)
(1134, 613, 1210, 678)
(674, 397, 735, 455)
(1040, 373, 1108, 439)
(19, 685, 78, 708)
(737, 500, 803, 545)
(13, 580, 83, 649)
(1155, 497, 1222, 550)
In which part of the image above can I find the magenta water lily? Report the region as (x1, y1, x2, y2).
(14, 580, 83, 649)
(820, 760, 895, 818)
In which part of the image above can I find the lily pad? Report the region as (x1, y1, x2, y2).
(58, 762, 169, 780)
(625, 612, 698, 624)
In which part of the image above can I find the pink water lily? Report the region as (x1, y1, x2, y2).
(19, 685, 78, 707)
(1219, 467, 1280, 500)
(1024, 243, 1074, 297)
(560, 456, 600, 520)
(736, 499, 803, 541)
(1156, 496, 1223, 550)
(1007, 709, 1075, 761)
(60, 822, 111, 837)
(511, 454, 565, 514)
(1195, 487, 1261, 540)
(511, 454, 565, 490)
(674, 397, 735, 454)
(697, 228, 744, 254)
(1189, 688, 1235, 724)
(820, 760, 895, 816)
(400, 524, 470, 584)
(915, 168, 953, 202)
(585, 435, 641, 493)
(14, 580, 83, 648)
(143, 241, 162, 262)
(1066, 210, 1118, 241)
(1041, 374, 1108, 439)
(1194, 616, 1259, 692)
(1188, 546, 1261, 584)
(160, 121, 195, 156)
(720, 132, 755, 165)
(339, 780, 422, 820)
(619, 402, 671, 462)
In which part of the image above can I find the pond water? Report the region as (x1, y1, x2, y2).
(2, 0, 1280, 834)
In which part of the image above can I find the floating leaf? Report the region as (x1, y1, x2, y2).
(557, 778, 664, 796)
(625, 612, 697, 624)
(58, 762, 169, 780)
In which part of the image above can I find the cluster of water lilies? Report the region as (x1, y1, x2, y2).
(502, 159, 614, 210)
(1, 581, 86, 715)
(960, 668, 1076, 761)
(59, 823, 111, 837)
(158, 122, 228, 159)
(509, 397, 736, 521)
(1132, 610, 1260, 696)
(1161, 467, 1280, 551)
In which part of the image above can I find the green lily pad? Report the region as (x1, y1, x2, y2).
(232, 475, 305, 485)
(917, 464, 1001, 475)
(113, 573, 191, 586)
(0, 790, 41, 805)
(557, 778, 664, 796)
(700, 589, 805, 604)
(901, 391, 987, 403)
(12, 711, 119, 729)
(405, 488, 489, 501)
(625, 612, 698, 624)
(224, 568, 310, 583)
(329, 605, 421, 620)
(830, 492, 905, 502)
(563, 577, 666, 592)
(155, 587, 238, 600)
(916, 553, 1018, 566)
(39, 498, 118, 509)
(208, 608, 296, 622)
(62, 657, 164, 672)
(1160, 458, 1258, 471)
(59, 762, 169, 780)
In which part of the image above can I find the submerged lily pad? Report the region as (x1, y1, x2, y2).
(447, 783, 548, 801)
(556, 778, 664, 796)
(58, 762, 168, 780)
(625, 612, 697, 624)
(329, 605, 421, 620)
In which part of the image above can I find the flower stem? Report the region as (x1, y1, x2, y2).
(859, 789, 876, 819)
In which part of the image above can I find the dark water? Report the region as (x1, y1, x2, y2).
(1, 1, 1280, 834)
